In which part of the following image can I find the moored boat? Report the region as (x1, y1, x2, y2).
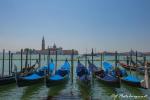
(16, 61, 54, 87)
(121, 75, 144, 88)
(46, 60, 70, 87)
(76, 60, 91, 86)
(118, 62, 136, 71)
(88, 61, 121, 87)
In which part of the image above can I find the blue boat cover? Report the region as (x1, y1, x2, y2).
(60, 61, 70, 70)
(38, 62, 55, 72)
(88, 63, 98, 73)
(49, 61, 70, 81)
(76, 62, 87, 73)
(50, 75, 63, 80)
(76, 62, 90, 77)
(103, 62, 113, 71)
(24, 73, 42, 80)
(123, 75, 141, 82)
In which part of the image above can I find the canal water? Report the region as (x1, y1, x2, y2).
(0, 54, 150, 100)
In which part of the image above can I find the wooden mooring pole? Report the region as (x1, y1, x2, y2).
(135, 51, 137, 67)
(21, 49, 23, 72)
(39, 53, 41, 68)
(126, 56, 129, 65)
(48, 48, 50, 75)
(55, 49, 58, 74)
(85, 49, 87, 67)
(30, 50, 31, 67)
(2, 49, 5, 77)
(101, 52, 103, 68)
(9, 51, 11, 76)
(115, 51, 117, 68)
(71, 49, 74, 84)
(91, 48, 94, 65)
(25, 49, 29, 68)
(11, 53, 13, 75)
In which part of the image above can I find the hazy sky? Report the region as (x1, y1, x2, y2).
(0, 0, 150, 53)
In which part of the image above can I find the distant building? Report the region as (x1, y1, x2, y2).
(16, 36, 78, 55)
(42, 36, 45, 50)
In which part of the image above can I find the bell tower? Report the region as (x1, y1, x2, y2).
(42, 36, 45, 50)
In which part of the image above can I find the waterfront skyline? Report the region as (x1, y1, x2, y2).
(0, 0, 150, 53)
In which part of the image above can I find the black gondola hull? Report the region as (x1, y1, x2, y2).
(96, 75, 120, 87)
(0, 76, 15, 85)
(16, 77, 44, 87)
(121, 79, 141, 88)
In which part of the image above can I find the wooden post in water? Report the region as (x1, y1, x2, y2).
(21, 49, 23, 72)
(126, 56, 129, 65)
(144, 56, 146, 64)
(144, 62, 149, 89)
(115, 51, 117, 68)
(39, 53, 41, 68)
(85, 49, 87, 67)
(71, 49, 74, 84)
(25, 49, 29, 68)
(91, 48, 94, 65)
(30, 50, 31, 67)
(129, 51, 132, 75)
(9, 51, 11, 76)
(2, 49, 5, 77)
(135, 51, 138, 67)
(11, 53, 13, 75)
(48, 48, 50, 75)
(55, 49, 58, 74)
(101, 52, 103, 68)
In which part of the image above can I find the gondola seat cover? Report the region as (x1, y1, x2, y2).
(49, 75, 63, 80)
(24, 74, 41, 80)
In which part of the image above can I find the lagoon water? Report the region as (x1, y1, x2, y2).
(0, 54, 150, 100)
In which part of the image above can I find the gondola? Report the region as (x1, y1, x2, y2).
(76, 60, 91, 86)
(16, 61, 55, 87)
(121, 75, 144, 88)
(0, 63, 38, 85)
(88, 61, 121, 87)
(46, 60, 70, 87)
(118, 61, 136, 71)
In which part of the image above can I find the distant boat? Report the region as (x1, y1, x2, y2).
(76, 60, 91, 86)
(118, 61, 136, 71)
(16, 61, 54, 87)
(46, 60, 70, 87)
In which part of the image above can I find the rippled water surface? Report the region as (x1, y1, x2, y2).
(0, 55, 150, 100)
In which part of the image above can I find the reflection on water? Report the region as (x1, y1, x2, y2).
(0, 83, 16, 96)
(47, 83, 67, 99)
(21, 83, 44, 100)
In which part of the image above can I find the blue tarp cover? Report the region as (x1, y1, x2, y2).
(24, 74, 41, 80)
(103, 62, 113, 71)
(60, 61, 70, 70)
(39, 63, 55, 72)
(88, 63, 98, 73)
(123, 75, 141, 82)
(50, 75, 63, 80)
